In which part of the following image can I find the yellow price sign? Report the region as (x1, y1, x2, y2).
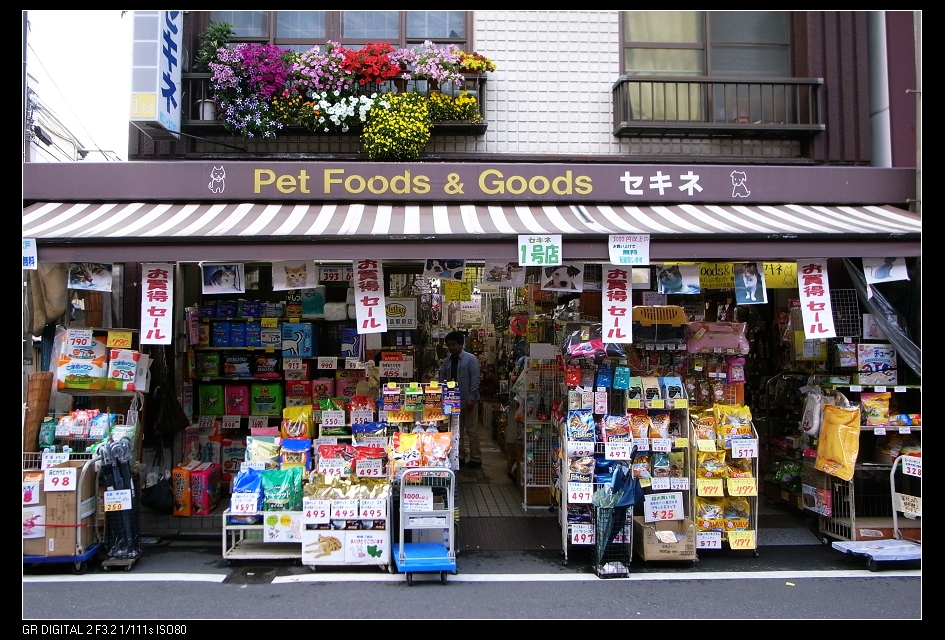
(104, 502, 124, 512)
(673, 437, 689, 450)
(648, 399, 665, 409)
(106, 330, 133, 349)
(696, 478, 724, 496)
(261, 318, 279, 328)
(386, 410, 415, 423)
(627, 399, 642, 409)
(727, 530, 756, 549)
(727, 477, 757, 496)
(697, 439, 717, 452)
(671, 398, 688, 409)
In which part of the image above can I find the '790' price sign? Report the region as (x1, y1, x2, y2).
(644, 491, 684, 522)
(570, 523, 595, 545)
(567, 482, 593, 504)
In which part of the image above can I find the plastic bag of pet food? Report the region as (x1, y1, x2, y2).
(697, 451, 727, 478)
(601, 414, 631, 442)
(280, 438, 312, 471)
(390, 432, 423, 468)
(246, 436, 281, 470)
(566, 410, 595, 441)
(628, 410, 650, 439)
(228, 466, 264, 524)
(860, 392, 891, 426)
(800, 385, 824, 436)
(281, 404, 314, 439)
(648, 412, 671, 439)
(814, 404, 861, 481)
(261, 466, 303, 511)
(420, 432, 453, 467)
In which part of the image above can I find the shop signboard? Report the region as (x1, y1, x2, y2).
(797, 259, 837, 339)
(518, 234, 562, 266)
(385, 298, 417, 329)
(352, 259, 387, 334)
(763, 262, 799, 288)
(140, 263, 174, 345)
(129, 11, 183, 138)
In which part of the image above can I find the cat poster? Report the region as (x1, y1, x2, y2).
(655, 264, 701, 294)
(202, 263, 245, 294)
(734, 262, 767, 305)
(68, 262, 113, 291)
(423, 259, 466, 281)
(541, 262, 585, 292)
(483, 261, 525, 287)
(862, 257, 908, 285)
(272, 260, 320, 291)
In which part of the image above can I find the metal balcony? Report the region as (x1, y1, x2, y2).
(181, 73, 488, 137)
(612, 75, 824, 139)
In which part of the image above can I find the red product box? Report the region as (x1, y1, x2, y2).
(285, 380, 312, 398)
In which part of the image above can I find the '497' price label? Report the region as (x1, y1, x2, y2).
(302, 498, 331, 524)
(604, 442, 631, 460)
(567, 482, 593, 504)
(727, 478, 757, 496)
(570, 523, 595, 545)
(727, 530, 756, 549)
(696, 478, 724, 497)
(331, 499, 358, 519)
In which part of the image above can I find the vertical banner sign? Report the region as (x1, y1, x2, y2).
(130, 11, 183, 135)
(23, 238, 38, 270)
(518, 235, 562, 266)
(141, 264, 174, 345)
(797, 259, 836, 339)
(608, 234, 650, 266)
(353, 260, 387, 334)
(602, 267, 633, 343)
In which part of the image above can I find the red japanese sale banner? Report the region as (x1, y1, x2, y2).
(140, 263, 174, 345)
(797, 259, 836, 339)
(353, 259, 388, 334)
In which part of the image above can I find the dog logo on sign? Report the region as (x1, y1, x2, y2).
(730, 170, 750, 198)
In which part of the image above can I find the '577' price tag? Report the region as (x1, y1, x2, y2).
(731, 439, 758, 459)
(697, 531, 722, 549)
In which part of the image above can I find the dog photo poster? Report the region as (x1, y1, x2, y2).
(483, 261, 526, 287)
(541, 262, 585, 292)
(272, 260, 320, 291)
(202, 263, 245, 294)
(423, 259, 466, 281)
(733, 262, 767, 305)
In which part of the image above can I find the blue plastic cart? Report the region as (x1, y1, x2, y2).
(392, 466, 457, 585)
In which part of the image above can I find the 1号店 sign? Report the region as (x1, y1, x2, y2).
(518, 235, 562, 266)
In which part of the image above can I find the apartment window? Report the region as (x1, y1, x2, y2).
(210, 10, 469, 53)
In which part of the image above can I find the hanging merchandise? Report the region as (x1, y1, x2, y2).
(99, 438, 141, 563)
(814, 399, 861, 481)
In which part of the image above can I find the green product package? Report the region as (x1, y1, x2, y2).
(261, 467, 303, 511)
(199, 384, 225, 415)
(251, 382, 285, 416)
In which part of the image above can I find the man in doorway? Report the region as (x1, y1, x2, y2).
(439, 330, 482, 468)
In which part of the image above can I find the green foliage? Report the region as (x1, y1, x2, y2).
(193, 21, 235, 73)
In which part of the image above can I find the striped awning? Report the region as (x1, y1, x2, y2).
(23, 201, 920, 240)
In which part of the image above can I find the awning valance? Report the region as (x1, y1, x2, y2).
(23, 201, 920, 263)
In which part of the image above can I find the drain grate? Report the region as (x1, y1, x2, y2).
(227, 566, 280, 584)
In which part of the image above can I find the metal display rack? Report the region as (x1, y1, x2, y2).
(521, 358, 557, 509)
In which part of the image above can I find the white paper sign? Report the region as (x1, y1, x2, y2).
(317, 357, 337, 371)
(351, 409, 374, 425)
(359, 498, 387, 519)
(601, 265, 633, 343)
(570, 523, 595, 545)
(643, 491, 685, 522)
(44, 466, 77, 492)
(604, 442, 632, 461)
(140, 264, 174, 344)
(230, 492, 260, 515)
(356, 458, 385, 478)
(248, 416, 268, 431)
(320, 410, 346, 429)
(353, 259, 388, 334)
(567, 441, 594, 457)
(41, 452, 70, 469)
(650, 438, 673, 453)
(608, 234, 650, 266)
(567, 482, 593, 504)
(731, 438, 759, 459)
(345, 358, 365, 370)
(221, 415, 241, 430)
(401, 485, 434, 512)
(302, 498, 331, 524)
(103, 489, 133, 512)
(902, 456, 921, 478)
(649, 477, 671, 491)
(317, 458, 346, 478)
(697, 531, 723, 549)
(797, 259, 837, 339)
(331, 499, 359, 519)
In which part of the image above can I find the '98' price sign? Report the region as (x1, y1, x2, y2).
(44, 466, 77, 492)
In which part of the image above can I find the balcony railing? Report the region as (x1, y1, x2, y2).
(181, 73, 488, 137)
(612, 75, 824, 139)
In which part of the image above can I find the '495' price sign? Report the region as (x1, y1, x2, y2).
(302, 498, 330, 524)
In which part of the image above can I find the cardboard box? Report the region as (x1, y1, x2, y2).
(632, 516, 697, 562)
(45, 460, 97, 556)
(23, 471, 47, 557)
(190, 462, 221, 515)
(172, 459, 202, 516)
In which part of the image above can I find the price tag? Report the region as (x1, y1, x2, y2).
(44, 466, 77, 492)
(648, 399, 665, 409)
(66, 328, 93, 348)
(380, 361, 404, 378)
(581, 390, 593, 408)
(627, 398, 642, 410)
(594, 390, 608, 415)
(241, 460, 266, 472)
(41, 452, 70, 469)
(103, 489, 132, 512)
(360, 436, 388, 448)
(284, 357, 304, 372)
(728, 530, 756, 549)
(649, 477, 671, 491)
(894, 386, 907, 393)
(651, 438, 672, 453)
(566, 441, 594, 457)
(54, 418, 71, 438)
(570, 523, 595, 545)
(697, 439, 717, 452)
(230, 492, 259, 514)
(402, 485, 434, 512)
(331, 499, 359, 519)
(356, 458, 385, 478)
(644, 492, 684, 522)
(248, 416, 268, 431)
(898, 427, 912, 435)
(321, 410, 345, 428)
(106, 330, 133, 349)
(317, 357, 337, 371)
(849, 385, 863, 392)
(898, 494, 921, 518)
(313, 436, 338, 446)
(632, 437, 650, 452)
(873, 427, 887, 436)
(697, 478, 724, 497)
(873, 386, 887, 393)
(302, 498, 331, 524)
(670, 477, 690, 491)
(604, 442, 631, 460)
(673, 437, 689, 450)
(350, 409, 374, 425)
(902, 456, 921, 478)
(671, 398, 688, 409)
(345, 358, 365, 370)
(731, 439, 758, 459)
(359, 498, 387, 519)
(697, 531, 722, 549)
(260, 317, 278, 328)
(198, 415, 216, 430)
(727, 478, 757, 496)
(317, 458, 345, 477)
(221, 415, 241, 430)
(567, 482, 593, 504)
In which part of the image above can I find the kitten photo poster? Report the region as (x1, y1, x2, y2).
(734, 261, 767, 305)
(272, 260, 320, 291)
(202, 263, 245, 294)
(68, 262, 113, 292)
